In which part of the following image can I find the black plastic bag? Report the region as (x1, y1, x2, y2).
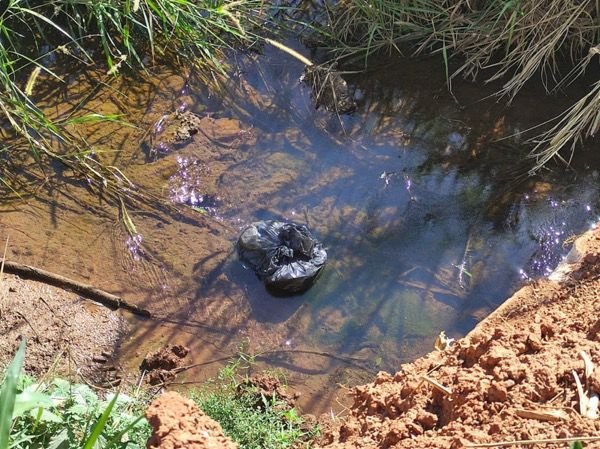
(237, 220, 327, 293)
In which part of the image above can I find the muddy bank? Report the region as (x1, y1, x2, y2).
(0, 273, 126, 387)
(315, 224, 600, 448)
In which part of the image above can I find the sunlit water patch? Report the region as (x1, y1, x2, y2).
(168, 156, 223, 217)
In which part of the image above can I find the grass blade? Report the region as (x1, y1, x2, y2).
(0, 339, 27, 449)
(82, 391, 119, 449)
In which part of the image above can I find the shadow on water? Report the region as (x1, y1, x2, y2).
(2, 43, 600, 413)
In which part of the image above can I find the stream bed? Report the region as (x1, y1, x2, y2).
(2, 44, 600, 414)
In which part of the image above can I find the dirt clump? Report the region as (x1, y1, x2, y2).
(0, 273, 125, 386)
(236, 373, 301, 410)
(140, 344, 189, 385)
(146, 391, 237, 449)
(146, 110, 255, 159)
(315, 226, 600, 448)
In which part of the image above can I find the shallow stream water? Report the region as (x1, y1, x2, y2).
(2, 44, 600, 413)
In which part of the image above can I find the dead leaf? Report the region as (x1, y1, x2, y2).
(515, 409, 567, 422)
(434, 331, 455, 351)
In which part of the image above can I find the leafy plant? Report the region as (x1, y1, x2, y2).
(9, 377, 150, 449)
(193, 362, 318, 449)
(0, 339, 26, 449)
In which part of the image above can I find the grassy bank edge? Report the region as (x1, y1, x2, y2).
(0, 344, 317, 449)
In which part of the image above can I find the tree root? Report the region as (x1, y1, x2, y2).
(0, 259, 152, 318)
(173, 348, 377, 376)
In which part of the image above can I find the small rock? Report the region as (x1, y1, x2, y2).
(487, 382, 508, 402)
(416, 410, 438, 430)
(480, 345, 513, 369)
(526, 334, 543, 352)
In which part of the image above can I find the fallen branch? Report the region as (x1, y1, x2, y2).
(465, 435, 600, 448)
(1, 259, 152, 318)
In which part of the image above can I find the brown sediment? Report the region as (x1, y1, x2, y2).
(0, 273, 125, 386)
(0, 259, 152, 318)
(141, 344, 190, 385)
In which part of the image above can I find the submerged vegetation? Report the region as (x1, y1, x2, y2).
(0, 0, 261, 205)
(328, 0, 600, 172)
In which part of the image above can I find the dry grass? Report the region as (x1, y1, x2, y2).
(330, 0, 600, 171)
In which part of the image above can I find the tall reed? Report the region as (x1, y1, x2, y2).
(0, 0, 261, 199)
(330, 0, 600, 171)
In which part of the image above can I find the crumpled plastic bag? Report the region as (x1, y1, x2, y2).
(237, 220, 327, 293)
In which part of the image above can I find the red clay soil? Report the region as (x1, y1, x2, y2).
(236, 373, 301, 410)
(315, 226, 600, 449)
(140, 344, 190, 386)
(146, 391, 238, 449)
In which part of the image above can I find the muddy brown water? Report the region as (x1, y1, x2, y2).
(2, 46, 600, 414)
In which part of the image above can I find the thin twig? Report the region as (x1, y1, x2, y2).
(174, 348, 375, 376)
(15, 311, 40, 339)
(37, 296, 71, 327)
(0, 235, 8, 285)
(264, 38, 314, 66)
(0, 235, 8, 317)
(421, 375, 452, 395)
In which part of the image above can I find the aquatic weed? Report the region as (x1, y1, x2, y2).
(0, 0, 263, 210)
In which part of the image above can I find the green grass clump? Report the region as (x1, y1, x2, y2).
(192, 362, 318, 449)
(1, 346, 315, 449)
